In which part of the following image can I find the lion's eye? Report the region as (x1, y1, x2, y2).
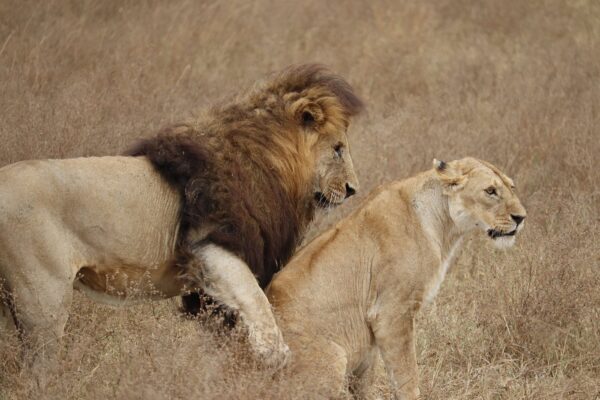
(333, 143, 343, 157)
(484, 187, 497, 196)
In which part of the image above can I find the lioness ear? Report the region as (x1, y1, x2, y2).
(433, 158, 447, 171)
(433, 158, 466, 191)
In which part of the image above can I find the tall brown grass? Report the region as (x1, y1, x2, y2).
(1, 0, 599, 398)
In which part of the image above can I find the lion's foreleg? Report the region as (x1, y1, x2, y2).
(193, 243, 290, 368)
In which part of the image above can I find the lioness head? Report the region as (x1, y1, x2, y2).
(434, 157, 526, 248)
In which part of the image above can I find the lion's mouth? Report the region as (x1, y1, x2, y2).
(314, 192, 342, 208)
(487, 229, 517, 239)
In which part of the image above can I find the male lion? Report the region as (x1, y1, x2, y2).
(267, 157, 526, 399)
(0, 65, 362, 371)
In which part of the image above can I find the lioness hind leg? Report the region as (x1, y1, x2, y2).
(191, 243, 290, 368)
(289, 339, 348, 398)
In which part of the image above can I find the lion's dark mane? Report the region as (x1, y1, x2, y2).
(127, 125, 304, 290)
(126, 64, 363, 315)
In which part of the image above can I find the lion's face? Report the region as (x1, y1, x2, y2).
(435, 158, 526, 248)
(311, 131, 359, 208)
(285, 85, 360, 209)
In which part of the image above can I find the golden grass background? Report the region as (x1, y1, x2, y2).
(1, 0, 599, 398)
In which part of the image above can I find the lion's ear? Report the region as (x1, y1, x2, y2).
(433, 158, 466, 191)
(298, 102, 325, 128)
(285, 95, 326, 128)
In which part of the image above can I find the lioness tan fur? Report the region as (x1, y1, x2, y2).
(267, 157, 527, 399)
(0, 65, 362, 376)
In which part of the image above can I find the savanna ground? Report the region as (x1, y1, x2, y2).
(0, 0, 599, 398)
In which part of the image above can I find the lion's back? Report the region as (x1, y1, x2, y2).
(0, 159, 60, 231)
(0, 156, 181, 280)
(0, 156, 170, 227)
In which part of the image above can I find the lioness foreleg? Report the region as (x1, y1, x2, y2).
(372, 310, 420, 400)
(349, 348, 380, 400)
(194, 244, 290, 368)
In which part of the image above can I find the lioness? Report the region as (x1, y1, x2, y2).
(0, 65, 362, 372)
(267, 157, 526, 399)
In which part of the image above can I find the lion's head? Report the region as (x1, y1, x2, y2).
(129, 64, 364, 289)
(310, 123, 359, 209)
(296, 112, 359, 209)
(256, 64, 362, 209)
(434, 157, 526, 248)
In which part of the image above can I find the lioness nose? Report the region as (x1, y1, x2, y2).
(511, 214, 525, 225)
(345, 183, 357, 198)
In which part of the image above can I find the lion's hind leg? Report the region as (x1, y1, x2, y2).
(0, 280, 26, 343)
(0, 301, 11, 332)
(180, 292, 202, 315)
(5, 261, 75, 388)
(180, 291, 239, 329)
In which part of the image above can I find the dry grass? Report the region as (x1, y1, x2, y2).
(1, 0, 599, 398)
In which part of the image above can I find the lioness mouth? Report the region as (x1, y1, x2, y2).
(487, 229, 517, 239)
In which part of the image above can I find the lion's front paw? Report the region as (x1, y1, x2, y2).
(247, 329, 291, 369)
(256, 341, 291, 370)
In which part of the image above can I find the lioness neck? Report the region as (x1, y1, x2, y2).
(409, 171, 463, 259)
(408, 171, 464, 303)
(369, 170, 465, 306)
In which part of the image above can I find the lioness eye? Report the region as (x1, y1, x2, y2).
(334, 143, 343, 157)
(484, 187, 497, 196)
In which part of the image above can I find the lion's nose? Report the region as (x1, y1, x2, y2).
(511, 214, 525, 225)
(345, 183, 357, 198)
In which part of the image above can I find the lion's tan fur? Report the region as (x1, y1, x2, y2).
(0, 65, 363, 375)
(267, 157, 526, 399)
(0, 157, 181, 308)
